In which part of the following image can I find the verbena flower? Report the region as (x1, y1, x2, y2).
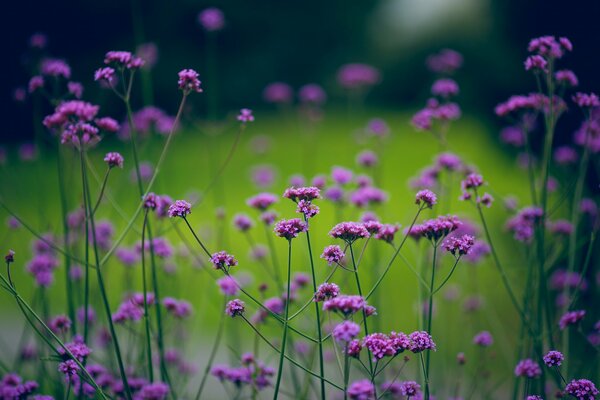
(409, 331, 436, 353)
(573, 92, 600, 108)
(274, 218, 307, 240)
(559, 310, 586, 330)
(399, 381, 421, 397)
(198, 7, 225, 31)
(337, 63, 381, 90)
(443, 234, 475, 257)
(374, 224, 399, 243)
(225, 299, 245, 317)
(323, 295, 367, 317)
(177, 69, 202, 94)
(167, 200, 191, 218)
(565, 379, 599, 399)
(363, 333, 395, 360)
(514, 359, 542, 378)
(415, 189, 437, 208)
(431, 78, 459, 98)
(104, 51, 145, 69)
(263, 82, 293, 104)
(329, 222, 370, 244)
(163, 297, 193, 319)
(104, 152, 124, 168)
(237, 108, 254, 123)
(283, 186, 321, 202)
(473, 331, 493, 347)
(233, 214, 254, 231)
(210, 251, 238, 271)
(426, 49, 463, 73)
(347, 379, 375, 400)
(333, 321, 361, 343)
(298, 84, 326, 105)
(314, 282, 340, 302)
(320, 245, 345, 265)
(246, 193, 278, 210)
(543, 350, 564, 367)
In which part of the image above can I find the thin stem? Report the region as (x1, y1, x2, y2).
(303, 218, 326, 400)
(424, 245, 437, 400)
(140, 210, 154, 381)
(183, 217, 211, 258)
(91, 167, 111, 216)
(79, 148, 91, 345)
(195, 296, 227, 400)
(273, 241, 293, 400)
(431, 256, 461, 295)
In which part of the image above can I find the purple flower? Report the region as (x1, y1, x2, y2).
(347, 379, 375, 400)
(296, 199, 319, 218)
(426, 49, 463, 73)
(443, 234, 475, 257)
(473, 331, 493, 347)
(524, 55, 548, 72)
(431, 78, 459, 97)
(333, 321, 361, 343)
(412, 215, 462, 243)
(324, 186, 345, 203)
(5, 250, 15, 264)
(217, 276, 240, 296)
(94, 67, 116, 84)
(514, 359, 542, 378)
(233, 214, 254, 231)
(247, 193, 278, 210)
(374, 224, 399, 243)
(163, 298, 193, 319)
(274, 218, 307, 240)
(573, 92, 600, 108)
(283, 186, 321, 202)
(237, 108, 254, 123)
(329, 222, 370, 244)
(167, 200, 191, 218)
(366, 118, 390, 137)
(556, 69, 578, 87)
(198, 7, 225, 31)
(543, 350, 564, 367)
(363, 333, 395, 360)
(177, 69, 202, 94)
(389, 331, 411, 353)
(320, 245, 345, 266)
(48, 315, 71, 334)
(210, 251, 238, 271)
(399, 381, 421, 397)
(409, 331, 436, 353)
(337, 63, 381, 89)
(58, 359, 79, 377)
(506, 206, 544, 243)
(559, 309, 586, 330)
(415, 189, 437, 208)
(554, 146, 578, 165)
(41, 58, 71, 79)
(263, 82, 293, 104)
(356, 150, 378, 167)
(565, 379, 599, 399)
(225, 299, 245, 317)
(331, 167, 354, 185)
(28, 76, 44, 93)
(136, 382, 169, 400)
(104, 152, 124, 168)
(314, 282, 340, 302)
(347, 340, 362, 358)
(104, 51, 145, 69)
(298, 84, 327, 104)
(323, 295, 367, 317)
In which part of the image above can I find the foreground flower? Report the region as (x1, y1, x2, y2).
(104, 152, 124, 168)
(565, 379, 599, 399)
(274, 218, 307, 240)
(320, 245, 345, 266)
(314, 282, 340, 302)
(409, 331, 436, 353)
(443, 234, 475, 257)
(323, 295, 366, 317)
(415, 189, 437, 208)
(329, 222, 370, 244)
(177, 69, 202, 94)
(167, 200, 191, 218)
(225, 299, 245, 317)
(210, 251, 238, 271)
(543, 350, 564, 367)
(399, 381, 421, 397)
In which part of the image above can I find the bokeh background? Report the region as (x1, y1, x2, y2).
(0, 0, 599, 397)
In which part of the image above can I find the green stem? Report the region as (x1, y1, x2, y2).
(431, 256, 460, 295)
(304, 218, 326, 400)
(424, 245, 437, 400)
(91, 167, 111, 216)
(273, 241, 293, 399)
(140, 210, 154, 381)
(195, 296, 227, 400)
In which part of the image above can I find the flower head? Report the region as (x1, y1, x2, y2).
(104, 152, 124, 168)
(473, 331, 493, 347)
(409, 331, 436, 353)
(415, 189, 437, 208)
(333, 321, 361, 343)
(329, 222, 370, 244)
(167, 200, 191, 218)
(198, 7, 225, 31)
(237, 108, 254, 123)
(565, 379, 598, 399)
(543, 350, 564, 367)
(559, 309, 586, 330)
(314, 282, 340, 302)
(347, 379, 375, 400)
(514, 359, 542, 378)
(225, 299, 245, 317)
(210, 251, 238, 271)
(323, 295, 367, 317)
(320, 245, 345, 266)
(178, 69, 202, 94)
(443, 234, 475, 257)
(274, 218, 307, 240)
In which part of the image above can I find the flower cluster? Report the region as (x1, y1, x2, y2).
(407, 215, 461, 243)
(565, 379, 599, 399)
(162, 297, 193, 319)
(210, 251, 238, 271)
(443, 234, 475, 257)
(542, 350, 564, 367)
(314, 282, 340, 302)
(177, 69, 202, 94)
(559, 309, 586, 330)
(167, 200, 191, 218)
(514, 358, 542, 378)
(211, 357, 275, 390)
(225, 299, 245, 317)
(329, 222, 370, 244)
(104, 50, 145, 69)
(274, 218, 307, 240)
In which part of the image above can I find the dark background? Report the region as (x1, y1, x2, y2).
(2, 0, 600, 143)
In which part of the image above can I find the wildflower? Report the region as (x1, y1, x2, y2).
(320, 245, 345, 266)
(431, 78, 459, 97)
(399, 381, 421, 397)
(363, 220, 382, 235)
(263, 82, 293, 104)
(314, 282, 340, 302)
(331, 167, 354, 185)
(426, 49, 463, 73)
(565, 379, 598, 399)
(177, 69, 202, 94)
(58, 359, 79, 377)
(329, 222, 370, 244)
(478, 193, 494, 207)
(374, 224, 399, 243)
(347, 379, 375, 400)
(41, 58, 71, 79)
(260, 211, 277, 225)
(237, 108, 254, 123)
(210, 251, 238, 271)
(324, 186, 345, 203)
(347, 340, 362, 357)
(333, 321, 361, 343)
(198, 7, 225, 31)
(136, 382, 169, 400)
(104, 51, 144, 69)
(296, 199, 319, 218)
(323, 295, 367, 317)
(103, 152, 124, 169)
(555, 69, 578, 87)
(283, 186, 321, 202)
(298, 84, 327, 104)
(363, 333, 395, 360)
(514, 359, 542, 378)
(415, 189, 437, 208)
(356, 150, 378, 167)
(5, 250, 15, 264)
(409, 331, 436, 353)
(559, 310, 586, 330)
(225, 299, 245, 317)
(506, 206, 544, 243)
(543, 350, 564, 367)
(337, 63, 380, 90)
(233, 214, 254, 231)
(163, 298, 193, 318)
(94, 67, 116, 84)
(247, 193, 277, 210)
(573, 92, 600, 108)
(415, 215, 462, 243)
(443, 234, 475, 257)
(167, 200, 191, 218)
(473, 331, 493, 347)
(366, 118, 390, 137)
(524, 55, 548, 72)
(274, 218, 307, 240)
